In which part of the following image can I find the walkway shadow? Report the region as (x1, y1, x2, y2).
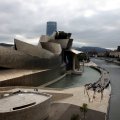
(47, 103, 106, 120)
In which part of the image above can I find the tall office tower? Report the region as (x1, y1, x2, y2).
(46, 21, 57, 36)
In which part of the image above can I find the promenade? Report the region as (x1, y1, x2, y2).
(92, 58, 120, 120)
(0, 85, 110, 120)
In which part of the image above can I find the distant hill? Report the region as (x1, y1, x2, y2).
(0, 43, 13, 47)
(73, 46, 110, 53)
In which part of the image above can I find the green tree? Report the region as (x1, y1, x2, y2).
(80, 103, 88, 119)
(78, 53, 89, 62)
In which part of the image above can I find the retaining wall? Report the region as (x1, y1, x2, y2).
(0, 66, 66, 87)
(0, 96, 51, 120)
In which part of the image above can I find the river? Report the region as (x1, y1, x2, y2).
(91, 58, 120, 120)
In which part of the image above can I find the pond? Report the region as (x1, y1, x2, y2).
(47, 66, 100, 88)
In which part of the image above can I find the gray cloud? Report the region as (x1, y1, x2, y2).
(69, 9, 120, 48)
(0, 0, 120, 49)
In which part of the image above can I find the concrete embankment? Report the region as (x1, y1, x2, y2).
(90, 66, 110, 89)
(85, 61, 110, 90)
(97, 57, 120, 65)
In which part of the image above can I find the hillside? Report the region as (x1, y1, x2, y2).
(0, 43, 13, 47)
(73, 46, 110, 53)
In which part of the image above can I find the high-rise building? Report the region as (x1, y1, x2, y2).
(46, 21, 57, 36)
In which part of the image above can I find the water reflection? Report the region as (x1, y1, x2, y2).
(48, 67, 100, 88)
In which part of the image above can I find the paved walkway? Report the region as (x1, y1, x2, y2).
(3, 86, 110, 113)
(53, 86, 110, 113)
(48, 103, 105, 120)
(0, 87, 108, 120)
(85, 61, 97, 67)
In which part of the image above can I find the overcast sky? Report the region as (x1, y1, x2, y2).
(0, 0, 120, 49)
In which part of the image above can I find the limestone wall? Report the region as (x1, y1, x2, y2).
(0, 65, 66, 87)
(0, 97, 51, 120)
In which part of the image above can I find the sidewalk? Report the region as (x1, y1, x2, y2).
(48, 103, 105, 120)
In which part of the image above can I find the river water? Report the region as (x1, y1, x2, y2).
(91, 58, 120, 120)
(48, 66, 100, 88)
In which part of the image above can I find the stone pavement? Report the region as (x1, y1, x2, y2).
(48, 103, 105, 120)
(0, 86, 110, 120)
(4, 86, 110, 113)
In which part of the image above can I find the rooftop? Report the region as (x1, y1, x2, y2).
(69, 49, 83, 54)
(0, 92, 51, 112)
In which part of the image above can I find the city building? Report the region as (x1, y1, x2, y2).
(108, 46, 120, 58)
(109, 51, 120, 58)
(46, 21, 57, 36)
(0, 31, 85, 87)
(117, 46, 120, 52)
